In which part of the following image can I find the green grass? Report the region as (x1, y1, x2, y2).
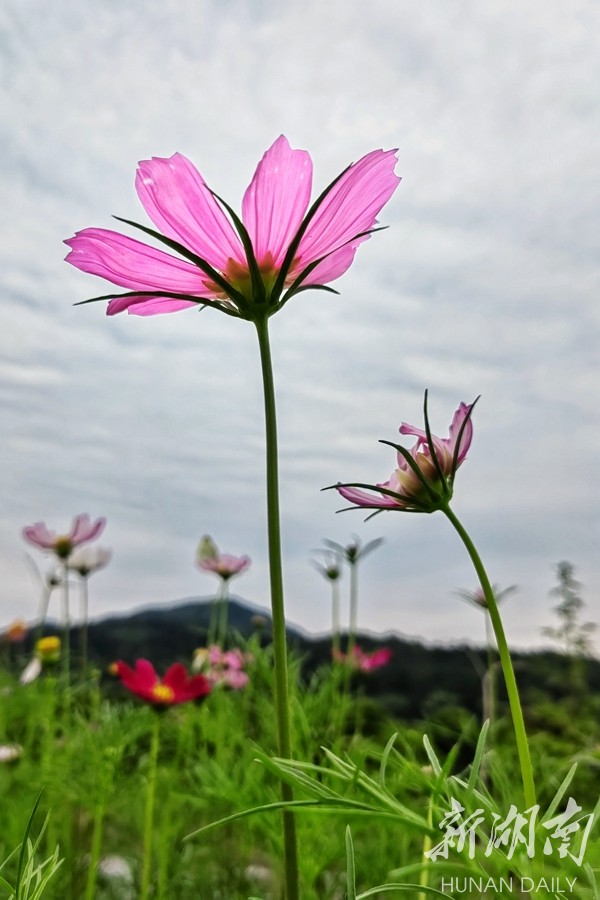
(0, 640, 599, 899)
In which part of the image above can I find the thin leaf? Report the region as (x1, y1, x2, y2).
(422, 736, 443, 777)
(466, 720, 490, 795)
(346, 827, 357, 900)
(357, 884, 451, 898)
(542, 763, 578, 822)
(379, 733, 398, 788)
(15, 791, 43, 894)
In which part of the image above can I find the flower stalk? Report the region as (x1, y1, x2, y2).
(441, 505, 536, 809)
(140, 713, 161, 900)
(255, 314, 299, 900)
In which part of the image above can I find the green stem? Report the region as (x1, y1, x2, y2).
(254, 315, 299, 900)
(442, 505, 536, 808)
(216, 578, 230, 648)
(140, 714, 161, 900)
(83, 796, 106, 900)
(348, 562, 358, 655)
(331, 579, 341, 658)
(80, 576, 89, 674)
(61, 562, 70, 684)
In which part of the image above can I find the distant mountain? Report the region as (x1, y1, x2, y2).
(23, 596, 600, 722)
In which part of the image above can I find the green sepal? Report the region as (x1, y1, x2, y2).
(73, 290, 242, 318)
(422, 389, 447, 487)
(112, 215, 249, 310)
(208, 190, 267, 305)
(379, 439, 444, 503)
(270, 165, 351, 300)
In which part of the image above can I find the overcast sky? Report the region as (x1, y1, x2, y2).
(1, 0, 599, 652)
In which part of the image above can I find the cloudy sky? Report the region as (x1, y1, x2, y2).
(1, 0, 599, 652)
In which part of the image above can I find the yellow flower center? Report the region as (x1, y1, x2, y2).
(150, 683, 176, 704)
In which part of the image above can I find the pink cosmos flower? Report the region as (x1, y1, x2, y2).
(333, 645, 392, 672)
(64, 135, 400, 318)
(335, 395, 476, 514)
(197, 535, 251, 581)
(23, 514, 106, 560)
(192, 645, 251, 690)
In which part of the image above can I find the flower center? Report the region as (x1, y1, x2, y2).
(54, 536, 72, 559)
(150, 683, 176, 704)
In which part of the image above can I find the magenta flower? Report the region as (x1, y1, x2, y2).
(22, 514, 106, 560)
(115, 659, 212, 707)
(197, 535, 251, 581)
(335, 393, 476, 514)
(333, 645, 392, 672)
(64, 135, 400, 318)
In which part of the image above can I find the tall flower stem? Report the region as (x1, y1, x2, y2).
(61, 562, 70, 684)
(140, 713, 160, 900)
(331, 578, 341, 657)
(254, 315, 299, 900)
(348, 561, 358, 655)
(216, 578, 230, 648)
(80, 576, 89, 673)
(442, 505, 536, 809)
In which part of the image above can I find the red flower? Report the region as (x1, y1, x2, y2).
(115, 659, 212, 707)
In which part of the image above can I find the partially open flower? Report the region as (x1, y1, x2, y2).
(197, 535, 251, 581)
(23, 514, 106, 561)
(114, 659, 212, 707)
(334, 394, 476, 514)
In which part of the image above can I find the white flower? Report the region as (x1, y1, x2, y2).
(67, 545, 112, 577)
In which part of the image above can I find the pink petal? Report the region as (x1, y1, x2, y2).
(70, 514, 105, 544)
(136, 153, 244, 270)
(107, 295, 199, 316)
(448, 403, 474, 464)
(23, 523, 56, 549)
(65, 228, 214, 294)
(242, 135, 313, 268)
(336, 485, 400, 508)
(297, 149, 400, 268)
(297, 238, 368, 287)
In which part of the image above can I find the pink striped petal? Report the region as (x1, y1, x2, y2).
(136, 154, 245, 270)
(242, 135, 312, 267)
(70, 514, 105, 544)
(65, 228, 215, 296)
(336, 485, 400, 508)
(297, 149, 400, 267)
(296, 238, 368, 287)
(23, 523, 56, 549)
(448, 402, 474, 463)
(107, 295, 199, 316)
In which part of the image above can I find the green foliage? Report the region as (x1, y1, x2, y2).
(1, 637, 599, 898)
